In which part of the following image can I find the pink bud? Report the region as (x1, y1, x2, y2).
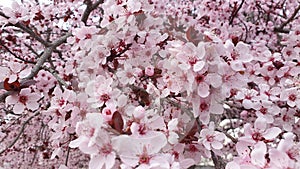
(145, 66, 154, 76)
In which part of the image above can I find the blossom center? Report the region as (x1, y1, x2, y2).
(195, 74, 205, 83)
(100, 94, 110, 102)
(288, 94, 296, 101)
(101, 144, 113, 155)
(139, 154, 150, 164)
(200, 102, 209, 111)
(19, 95, 28, 105)
(252, 132, 263, 141)
(206, 135, 215, 142)
(58, 99, 65, 107)
(189, 144, 198, 152)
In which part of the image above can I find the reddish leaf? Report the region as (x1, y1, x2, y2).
(111, 111, 124, 133)
(0, 78, 36, 91)
(3, 78, 20, 91)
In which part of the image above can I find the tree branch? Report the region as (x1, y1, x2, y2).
(274, 3, 300, 33)
(0, 11, 50, 46)
(0, 43, 36, 64)
(25, 32, 72, 80)
(43, 66, 69, 88)
(81, 0, 104, 25)
(229, 0, 245, 25)
(211, 150, 226, 169)
(0, 112, 40, 155)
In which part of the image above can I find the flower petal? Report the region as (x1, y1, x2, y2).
(250, 142, 266, 167)
(263, 127, 281, 140)
(193, 61, 205, 72)
(212, 141, 223, 149)
(197, 82, 209, 98)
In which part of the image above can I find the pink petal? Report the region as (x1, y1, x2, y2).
(20, 88, 30, 95)
(58, 165, 68, 169)
(202, 140, 211, 150)
(226, 161, 240, 169)
(250, 142, 266, 167)
(193, 61, 205, 72)
(206, 73, 222, 88)
(212, 141, 223, 149)
(242, 99, 253, 109)
(5, 95, 18, 105)
(269, 149, 289, 168)
(105, 152, 116, 169)
(27, 101, 39, 111)
(210, 102, 223, 114)
(197, 82, 209, 98)
(231, 61, 245, 71)
(236, 141, 251, 156)
(254, 117, 266, 132)
(13, 103, 25, 114)
(69, 136, 88, 148)
(29, 93, 41, 101)
(89, 155, 105, 169)
(263, 127, 281, 140)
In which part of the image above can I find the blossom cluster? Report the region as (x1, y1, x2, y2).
(0, 0, 300, 169)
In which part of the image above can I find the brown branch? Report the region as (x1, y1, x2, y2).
(25, 32, 72, 80)
(43, 66, 69, 88)
(0, 112, 40, 155)
(0, 11, 50, 46)
(229, 0, 245, 25)
(211, 150, 226, 169)
(81, 0, 104, 25)
(274, 3, 300, 33)
(0, 43, 36, 64)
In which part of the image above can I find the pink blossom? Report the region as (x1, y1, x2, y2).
(240, 117, 281, 143)
(199, 122, 225, 150)
(5, 88, 40, 114)
(112, 132, 167, 167)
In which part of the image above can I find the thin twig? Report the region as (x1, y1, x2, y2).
(0, 112, 40, 155)
(65, 146, 71, 166)
(229, 0, 245, 25)
(274, 3, 300, 33)
(43, 66, 69, 88)
(211, 150, 226, 169)
(0, 43, 36, 64)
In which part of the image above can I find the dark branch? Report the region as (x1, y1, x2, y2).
(81, 0, 104, 25)
(211, 151, 226, 169)
(25, 32, 72, 80)
(229, 0, 245, 25)
(0, 112, 40, 155)
(0, 11, 50, 46)
(0, 43, 36, 64)
(274, 3, 300, 33)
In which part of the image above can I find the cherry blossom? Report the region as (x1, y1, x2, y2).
(199, 122, 225, 150)
(5, 88, 40, 114)
(1, 0, 300, 168)
(239, 117, 281, 143)
(112, 132, 167, 168)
